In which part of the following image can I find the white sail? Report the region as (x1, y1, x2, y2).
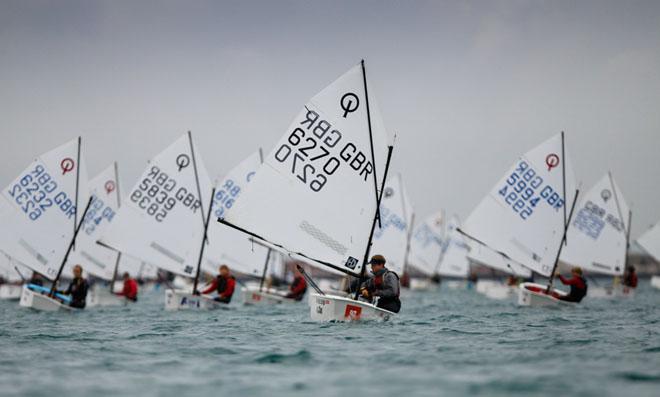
(467, 242, 532, 277)
(560, 173, 629, 275)
(637, 221, 660, 263)
(436, 216, 470, 278)
(100, 133, 212, 278)
(203, 151, 269, 277)
(370, 175, 413, 274)
(409, 212, 445, 276)
(0, 138, 89, 280)
(63, 164, 122, 280)
(461, 133, 577, 277)
(221, 63, 391, 276)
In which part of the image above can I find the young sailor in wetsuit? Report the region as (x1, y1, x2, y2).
(285, 266, 307, 301)
(59, 264, 89, 309)
(201, 264, 236, 303)
(359, 255, 401, 313)
(555, 266, 588, 303)
(116, 272, 138, 302)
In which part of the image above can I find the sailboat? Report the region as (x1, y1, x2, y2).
(201, 150, 296, 305)
(64, 163, 141, 307)
(218, 61, 395, 321)
(99, 132, 217, 310)
(0, 138, 91, 311)
(436, 215, 471, 289)
(459, 132, 580, 307)
(469, 243, 533, 300)
(637, 220, 660, 290)
(408, 211, 445, 289)
(560, 172, 632, 298)
(370, 174, 414, 277)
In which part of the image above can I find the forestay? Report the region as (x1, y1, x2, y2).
(461, 133, 576, 277)
(221, 63, 391, 276)
(637, 221, 660, 262)
(0, 139, 89, 280)
(560, 173, 629, 276)
(370, 175, 413, 275)
(100, 133, 212, 278)
(436, 216, 470, 278)
(408, 212, 445, 276)
(203, 151, 269, 277)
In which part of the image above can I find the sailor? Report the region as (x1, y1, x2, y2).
(116, 272, 139, 302)
(555, 266, 588, 303)
(359, 254, 401, 313)
(285, 266, 307, 301)
(59, 264, 89, 309)
(622, 266, 638, 289)
(201, 264, 236, 303)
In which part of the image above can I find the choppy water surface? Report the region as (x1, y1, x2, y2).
(1, 281, 659, 397)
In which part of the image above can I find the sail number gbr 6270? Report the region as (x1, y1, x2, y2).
(273, 107, 374, 192)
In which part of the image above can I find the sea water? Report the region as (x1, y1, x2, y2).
(0, 282, 658, 397)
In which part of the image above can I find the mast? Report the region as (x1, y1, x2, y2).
(186, 130, 210, 293)
(560, 131, 567, 245)
(361, 59, 382, 228)
(353, 145, 394, 300)
(110, 161, 122, 293)
(398, 173, 415, 276)
(49, 137, 83, 295)
(49, 197, 94, 296)
(73, 136, 81, 246)
(192, 187, 216, 294)
(546, 132, 570, 291)
(258, 248, 272, 292)
(546, 189, 580, 292)
(624, 209, 632, 271)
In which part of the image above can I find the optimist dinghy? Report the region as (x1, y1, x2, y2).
(0, 138, 93, 311)
(560, 172, 633, 299)
(219, 61, 396, 321)
(100, 132, 219, 311)
(459, 132, 580, 307)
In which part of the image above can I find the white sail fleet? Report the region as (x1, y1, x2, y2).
(1, 61, 658, 319)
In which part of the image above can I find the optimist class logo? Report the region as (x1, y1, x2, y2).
(105, 181, 116, 195)
(545, 154, 560, 171)
(60, 158, 75, 175)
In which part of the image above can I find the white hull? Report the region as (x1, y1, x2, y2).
(651, 276, 660, 290)
(164, 289, 227, 311)
(517, 282, 574, 307)
(476, 280, 517, 300)
(241, 287, 296, 305)
(588, 285, 635, 299)
(309, 293, 395, 322)
(87, 287, 128, 307)
(409, 278, 438, 291)
(19, 285, 73, 312)
(0, 284, 23, 300)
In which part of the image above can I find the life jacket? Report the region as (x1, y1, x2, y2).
(216, 275, 236, 297)
(569, 276, 588, 301)
(373, 270, 400, 298)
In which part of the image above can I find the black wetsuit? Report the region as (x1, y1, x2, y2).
(64, 277, 89, 309)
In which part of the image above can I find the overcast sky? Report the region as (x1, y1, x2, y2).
(1, 0, 659, 241)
